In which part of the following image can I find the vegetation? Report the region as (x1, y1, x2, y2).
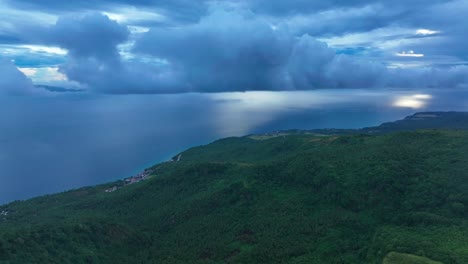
(383, 252, 443, 264)
(0, 113, 468, 263)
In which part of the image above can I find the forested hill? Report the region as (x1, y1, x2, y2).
(267, 112, 468, 136)
(363, 112, 468, 133)
(0, 113, 468, 263)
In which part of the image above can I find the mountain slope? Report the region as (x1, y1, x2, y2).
(1, 114, 468, 263)
(363, 112, 468, 133)
(266, 112, 468, 136)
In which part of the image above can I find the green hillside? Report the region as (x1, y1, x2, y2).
(1, 114, 468, 263)
(272, 112, 468, 136)
(362, 112, 468, 133)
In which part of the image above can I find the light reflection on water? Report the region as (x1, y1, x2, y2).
(0, 88, 467, 204)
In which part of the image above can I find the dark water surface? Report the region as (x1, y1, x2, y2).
(1, 89, 467, 204)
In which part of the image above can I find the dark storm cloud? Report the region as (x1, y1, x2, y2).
(132, 9, 468, 92)
(47, 13, 129, 60)
(34, 13, 187, 93)
(2, 0, 468, 93)
(5, 13, 173, 93)
(25, 8, 463, 93)
(49, 10, 388, 93)
(0, 59, 36, 95)
(61, 58, 188, 93)
(286, 36, 387, 89)
(135, 9, 294, 92)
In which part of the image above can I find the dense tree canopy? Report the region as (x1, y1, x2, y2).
(1, 127, 467, 263)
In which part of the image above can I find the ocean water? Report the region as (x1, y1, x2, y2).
(1, 88, 467, 204)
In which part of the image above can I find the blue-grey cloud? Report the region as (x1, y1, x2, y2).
(134, 9, 393, 92)
(282, 4, 406, 37)
(133, 9, 468, 92)
(288, 37, 387, 89)
(36, 13, 188, 93)
(29, 8, 464, 93)
(0, 58, 36, 95)
(0, 34, 21, 44)
(61, 58, 188, 93)
(2, 0, 453, 34)
(54, 10, 387, 92)
(47, 13, 129, 61)
(135, 9, 293, 92)
(3, 1, 468, 93)
(4, 0, 206, 24)
(247, 0, 449, 17)
(247, 0, 370, 15)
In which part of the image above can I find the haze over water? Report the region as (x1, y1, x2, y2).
(1, 88, 467, 204)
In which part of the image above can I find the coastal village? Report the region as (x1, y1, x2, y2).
(104, 154, 183, 193)
(104, 169, 153, 193)
(1, 210, 8, 221)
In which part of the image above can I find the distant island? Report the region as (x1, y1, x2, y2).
(0, 112, 467, 263)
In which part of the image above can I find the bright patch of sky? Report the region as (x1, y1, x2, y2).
(393, 94, 432, 109)
(18, 67, 67, 83)
(102, 7, 165, 25)
(19, 45, 67, 56)
(416, 29, 440, 35)
(396, 50, 424, 57)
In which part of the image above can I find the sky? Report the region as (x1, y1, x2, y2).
(0, 0, 468, 92)
(1, 0, 468, 203)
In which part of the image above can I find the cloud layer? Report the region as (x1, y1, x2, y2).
(0, 1, 467, 93)
(62, 9, 468, 93)
(0, 59, 35, 95)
